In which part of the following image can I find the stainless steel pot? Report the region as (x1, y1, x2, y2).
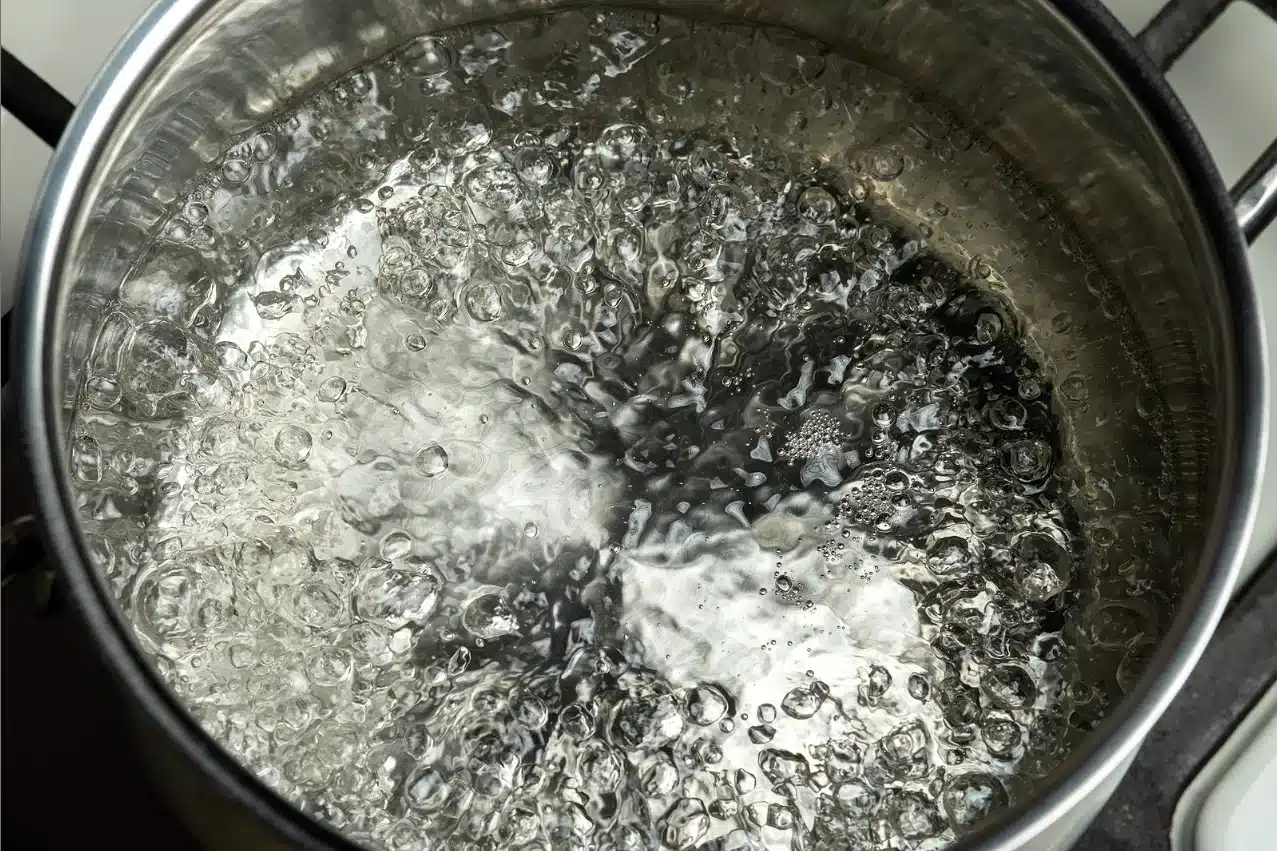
(13, 0, 1275, 849)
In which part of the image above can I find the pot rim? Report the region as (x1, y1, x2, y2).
(13, 0, 1266, 848)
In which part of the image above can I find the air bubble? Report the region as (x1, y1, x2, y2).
(71, 435, 104, 483)
(767, 803, 795, 830)
(637, 752, 680, 796)
(926, 535, 975, 577)
(285, 581, 345, 630)
(974, 311, 1002, 344)
(758, 748, 810, 786)
(249, 132, 277, 162)
(253, 291, 299, 320)
(401, 36, 453, 77)
(447, 645, 472, 675)
(464, 163, 523, 211)
(514, 148, 557, 185)
(404, 766, 449, 812)
(1018, 378, 1043, 401)
(989, 397, 1027, 430)
(84, 375, 124, 410)
(942, 772, 1008, 832)
(463, 283, 503, 322)
(982, 664, 1037, 710)
(683, 684, 730, 726)
(222, 159, 251, 184)
(275, 425, 313, 465)
(1087, 600, 1152, 648)
(513, 695, 549, 730)
(380, 531, 413, 559)
(611, 693, 686, 751)
(1002, 438, 1053, 482)
(1012, 532, 1071, 601)
(461, 592, 519, 640)
(869, 150, 904, 180)
(307, 647, 353, 686)
(890, 790, 945, 839)
(414, 444, 449, 477)
(660, 798, 709, 849)
(865, 666, 892, 700)
(1059, 372, 1088, 402)
(1117, 642, 1156, 693)
(981, 714, 1022, 757)
(797, 185, 838, 224)
(352, 562, 442, 629)
(780, 685, 824, 719)
(318, 376, 348, 402)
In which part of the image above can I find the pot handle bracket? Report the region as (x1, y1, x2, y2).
(1, 49, 73, 607)
(1137, 0, 1277, 243)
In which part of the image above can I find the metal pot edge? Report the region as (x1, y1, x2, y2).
(11, 0, 1268, 849)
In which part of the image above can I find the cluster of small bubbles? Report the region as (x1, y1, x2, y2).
(778, 411, 849, 464)
(62, 10, 1138, 851)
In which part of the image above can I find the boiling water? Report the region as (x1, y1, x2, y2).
(68, 11, 1133, 851)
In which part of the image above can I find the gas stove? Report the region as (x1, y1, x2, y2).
(1, 1, 1274, 850)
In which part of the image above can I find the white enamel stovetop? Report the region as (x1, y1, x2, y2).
(1, 1, 1274, 848)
